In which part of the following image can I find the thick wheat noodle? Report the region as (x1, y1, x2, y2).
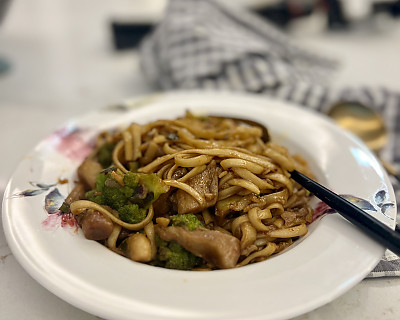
(177, 129, 216, 148)
(220, 158, 265, 174)
(130, 123, 142, 161)
(107, 224, 122, 249)
(70, 200, 154, 231)
(237, 189, 253, 196)
(178, 128, 256, 149)
(163, 142, 182, 155)
(184, 148, 276, 169)
(248, 207, 273, 232)
(237, 242, 277, 267)
(284, 189, 308, 209)
(273, 218, 284, 228)
(138, 148, 276, 173)
(268, 224, 308, 238)
(265, 173, 293, 195)
(156, 161, 174, 178)
(218, 171, 234, 188)
(170, 119, 231, 139)
(152, 134, 166, 144)
(138, 153, 176, 173)
(144, 222, 157, 259)
(219, 171, 228, 178)
(112, 140, 128, 173)
(174, 154, 213, 167)
(202, 209, 214, 225)
(142, 141, 159, 165)
(228, 178, 261, 195)
(217, 185, 243, 201)
(231, 214, 250, 238)
(254, 238, 269, 247)
(285, 195, 307, 209)
(122, 131, 133, 161)
(243, 189, 289, 211)
(263, 147, 295, 171)
(240, 221, 257, 250)
(232, 168, 275, 190)
(178, 165, 207, 183)
(166, 164, 179, 180)
(267, 203, 285, 214)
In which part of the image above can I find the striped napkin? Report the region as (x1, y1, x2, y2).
(139, 0, 400, 277)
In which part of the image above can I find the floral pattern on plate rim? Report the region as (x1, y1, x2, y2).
(9, 123, 98, 233)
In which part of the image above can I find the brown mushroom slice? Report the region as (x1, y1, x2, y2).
(81, 210, 114, 240)
(77, 158, 103, 189)
(176, 161, 221, 214)
(155, 225, 240, 269)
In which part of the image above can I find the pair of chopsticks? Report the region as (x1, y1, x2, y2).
(290, 170, 400, 256)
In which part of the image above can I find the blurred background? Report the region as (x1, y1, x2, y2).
(1, 0, 400, 319)
(2, 0, 400, 190)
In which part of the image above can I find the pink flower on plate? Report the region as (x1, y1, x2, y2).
(46, 125, 95, 162)
(41, 188, 79, 234)
(42, 212, 79, 234)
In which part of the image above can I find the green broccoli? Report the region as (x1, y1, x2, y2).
(84, 170, 169, 225)
(156, 237, 201, 270)
(118, 204, 147, 224)
(95, 173, 108, 191)
(123, 172, 139, 188)
(171, 213, 203, 231)
(138, 173, 170, 200)
(102, 187, 128, 209)
(85, 189, 105, 205)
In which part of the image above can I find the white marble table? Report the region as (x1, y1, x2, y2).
(1, 1, 400, 319)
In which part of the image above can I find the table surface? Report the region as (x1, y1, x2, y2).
(1, 1, 400, 319)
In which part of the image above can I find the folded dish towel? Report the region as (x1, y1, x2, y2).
(139, 0, 400, 278)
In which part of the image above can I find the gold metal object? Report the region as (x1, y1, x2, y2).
(328, 101, 399, 182)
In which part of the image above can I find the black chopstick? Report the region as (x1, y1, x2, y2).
(290, 170, 400, 256)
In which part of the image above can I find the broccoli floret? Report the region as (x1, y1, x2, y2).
(85, 190, 105, 205)
(85, 171, 169, 224)
(118, 204, 147, 224)
(95, 173, 108, 192)
(157, 238, 201, 270)
(102, 187, 127, 209)
(139, 173, 169, 200)
(97, 143, 115, 168)
(119, 185, 135, 198)
(123, 172, 139, 188)
(171, 213, 203, 231)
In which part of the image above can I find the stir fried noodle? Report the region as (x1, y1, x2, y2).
(64, 112, 315, 270)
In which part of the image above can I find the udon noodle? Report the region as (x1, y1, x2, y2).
(63, 112, 315, 270)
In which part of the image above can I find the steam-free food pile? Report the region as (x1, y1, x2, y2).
(61, 112, 314, 270)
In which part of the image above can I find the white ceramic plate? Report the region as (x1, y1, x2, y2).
(3, 91, 397, 320)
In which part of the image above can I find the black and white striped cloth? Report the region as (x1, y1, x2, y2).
(139, 0, 400, 277)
